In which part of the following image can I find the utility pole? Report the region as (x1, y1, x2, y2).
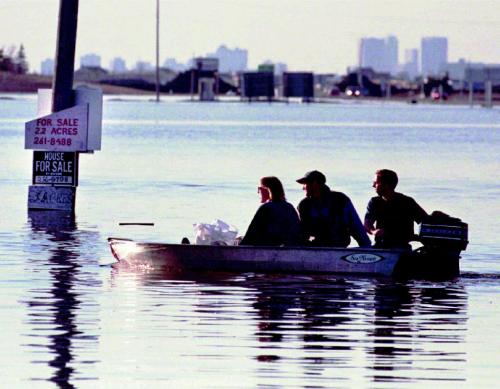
(155, 0, 160, 102)
(52, 0, 79, 112)
(27, 0, 102, 214)
(50, 0, 80, 214)
(26, 0, 79, 214)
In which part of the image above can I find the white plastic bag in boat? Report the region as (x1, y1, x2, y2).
(193, 219, 238, 245)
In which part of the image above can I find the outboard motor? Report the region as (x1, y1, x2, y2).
(418, 211, 468, 251)
(413, 211, 468, 278)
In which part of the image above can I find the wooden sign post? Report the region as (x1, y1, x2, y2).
(26, 0, 80, 213)
(25, 103, 87, 211)
(26, 1, 102, 213)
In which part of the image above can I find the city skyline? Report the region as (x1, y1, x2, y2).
(1, 0, 499, 74)
(49, 36, 477, 80)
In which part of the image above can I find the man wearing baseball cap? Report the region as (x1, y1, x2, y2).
(296, 170, 371, 247)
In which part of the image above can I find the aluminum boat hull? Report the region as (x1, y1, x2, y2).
(108, 238, 411, 277)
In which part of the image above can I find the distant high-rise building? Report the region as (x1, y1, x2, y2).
(274, 62, 288, 75)
(40, 58, 54, 75)
(134, 61, 153, 73)
(163, 58, 187, 72)
(110, 57, 127, 73)
(80, 53, 101, 68)
(421, 37, 448, 76)
(359, 36, 399, 75)
(442, 58, 493, 81)
(403, 49, 419, 80)
(208, 45, 248, 73)
(359, 37, 386, 73)
(386, 36, 398, 75)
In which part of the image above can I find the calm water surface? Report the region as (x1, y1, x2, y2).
(1, 95, 499, 387)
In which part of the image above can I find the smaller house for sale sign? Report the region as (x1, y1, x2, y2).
(25, 104, 89, 151)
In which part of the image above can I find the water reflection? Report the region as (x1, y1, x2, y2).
(367, 281, 468, 384)
(369, 282, 416, 377)
(111, 264, 469, 386)
(252, 277, 354, 357)
(25, 210, 100, 387)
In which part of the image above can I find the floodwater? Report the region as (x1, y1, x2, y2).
(1, 95, 499, 387)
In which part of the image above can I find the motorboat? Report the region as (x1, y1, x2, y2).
(108, 213, 468, 279)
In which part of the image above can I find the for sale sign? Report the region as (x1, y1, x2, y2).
(28, 185, 76, 211)
(25, 104, 89, 151)
(32, 151, 78, 186)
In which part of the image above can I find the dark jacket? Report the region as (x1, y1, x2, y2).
(298, 185, 371, 247)
(365, 192, 427, 248)
(241, 200, 302, 246)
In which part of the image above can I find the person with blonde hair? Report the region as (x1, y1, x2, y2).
(240, 176, 301, 246)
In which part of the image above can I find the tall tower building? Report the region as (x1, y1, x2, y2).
(359, 37, 386, 73)
(403, 49, 419, 80)
(421, 37, 448, 76)
(359, 36, 399, 75)
(386, 36, 399, 75)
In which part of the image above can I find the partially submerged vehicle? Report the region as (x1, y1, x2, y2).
(109, 214, 468, 280)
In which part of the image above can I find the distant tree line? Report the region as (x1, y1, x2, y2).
(0, 44, 29, 74)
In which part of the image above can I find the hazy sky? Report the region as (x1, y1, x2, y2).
(1, 0, 499, 73)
